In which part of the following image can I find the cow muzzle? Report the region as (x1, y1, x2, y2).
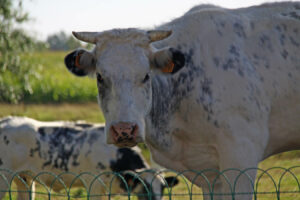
(110, 122, 138, 147)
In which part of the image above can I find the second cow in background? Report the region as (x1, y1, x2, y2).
(0, 116, 178, 200)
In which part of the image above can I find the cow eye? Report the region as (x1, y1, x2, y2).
(142, 73, 150, 83)
(97, 73, 104, 83)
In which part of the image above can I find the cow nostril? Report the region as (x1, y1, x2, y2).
(130, 125, 137, 134)
(117, 137, 123, 143)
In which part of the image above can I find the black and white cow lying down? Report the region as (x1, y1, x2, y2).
(64, 2, 300, 200)
(0, 116, 178, 200)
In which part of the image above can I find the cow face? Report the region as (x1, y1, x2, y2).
(64, 29, 185, 147)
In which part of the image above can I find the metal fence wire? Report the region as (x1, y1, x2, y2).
(1, 166, 300, 200)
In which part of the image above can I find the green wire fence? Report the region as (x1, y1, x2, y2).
(1, 166, 300, 200)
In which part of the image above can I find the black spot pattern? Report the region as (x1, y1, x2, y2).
(109, 148, 147, 192)
(75, 123, 93, 129)
(110, 148, 146, 172)
(280, 34, 286, 46)
(199, 77, 214, 115)
(35, 126, 88, 171)
(259, 34, 273, 51)
(289, 11, 300, 20)
(221, 45, 247, 77)
(87, 127, 102, 146)
(289, 36, 300, 47)
(3, 135, 9, 145)
(233, 22, 246, 38)
(251, 54, 270, 70)
(150, 47, 206, 145)
(149, 44, 225, 141)
(30, 140, 42, 158)
(97, 162, 106, 170)
(281, 50, 289, 59)
(213, 57, 220, 67)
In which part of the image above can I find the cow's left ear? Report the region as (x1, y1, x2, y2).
(150, 47, 185, 74)
(64, 49, 96, 77)
(122, 173, 140, 190)
(164, 176, 179, 188)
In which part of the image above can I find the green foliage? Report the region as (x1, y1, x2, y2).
(0, 0, 38, 103)
(0, 1, 93, 103)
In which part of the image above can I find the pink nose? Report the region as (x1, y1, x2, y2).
(110, 122, 138, 147)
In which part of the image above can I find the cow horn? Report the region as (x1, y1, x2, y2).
(72, 31, 100, 44)
(147, 30, 172, 43)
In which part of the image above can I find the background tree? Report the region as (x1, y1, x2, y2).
(47, 31, 83, 51)
(0, 0, 38, 103)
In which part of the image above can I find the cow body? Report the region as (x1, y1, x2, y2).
(147, 2, 300, 188)
(0, 117, 178, 200)
(65, 2, 300, 199)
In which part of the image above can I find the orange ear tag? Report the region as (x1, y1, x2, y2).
(162, 60, 175, 73)
(74, 52, 83, 68)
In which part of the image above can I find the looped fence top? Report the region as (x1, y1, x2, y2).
(0, 166, 300, 199)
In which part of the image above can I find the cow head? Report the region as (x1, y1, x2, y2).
(122, 171, 179, 200)
(64, 29, 185, 147)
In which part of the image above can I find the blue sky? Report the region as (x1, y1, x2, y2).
(23, 0, 293, 40)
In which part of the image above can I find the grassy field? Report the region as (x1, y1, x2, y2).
(0, 103, 104, 122)
(1, 51, 98, 103)
(25, 51, 98, 103)
(1, 103, 300, 199)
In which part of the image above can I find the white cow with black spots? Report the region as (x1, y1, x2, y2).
(64, 2, 300, 200)
(0, 116, 178, 200)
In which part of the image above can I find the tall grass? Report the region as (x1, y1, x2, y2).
(4, 51, 98, 103)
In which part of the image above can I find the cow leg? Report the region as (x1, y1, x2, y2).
(202, 181, 223, 200)
(217, 145, 259, 200)
(15, 175, 35, 200)
(0, 181, 8, 200)
(0, 174, 33, 200)
(216, 168, 257, 200)
(88, 182, 104, 200)
(30, 181, 35, 200)
(0, 173, 13, 200)
(215, 117, 268, 200)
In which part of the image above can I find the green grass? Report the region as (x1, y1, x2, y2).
(25, 51, 98, 103)
(1, 51, 98, 103)
(0, 103, 104, 122)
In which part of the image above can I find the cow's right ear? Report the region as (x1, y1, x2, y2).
(64, 49, 96, 76)
(150, 47, 185, 74)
